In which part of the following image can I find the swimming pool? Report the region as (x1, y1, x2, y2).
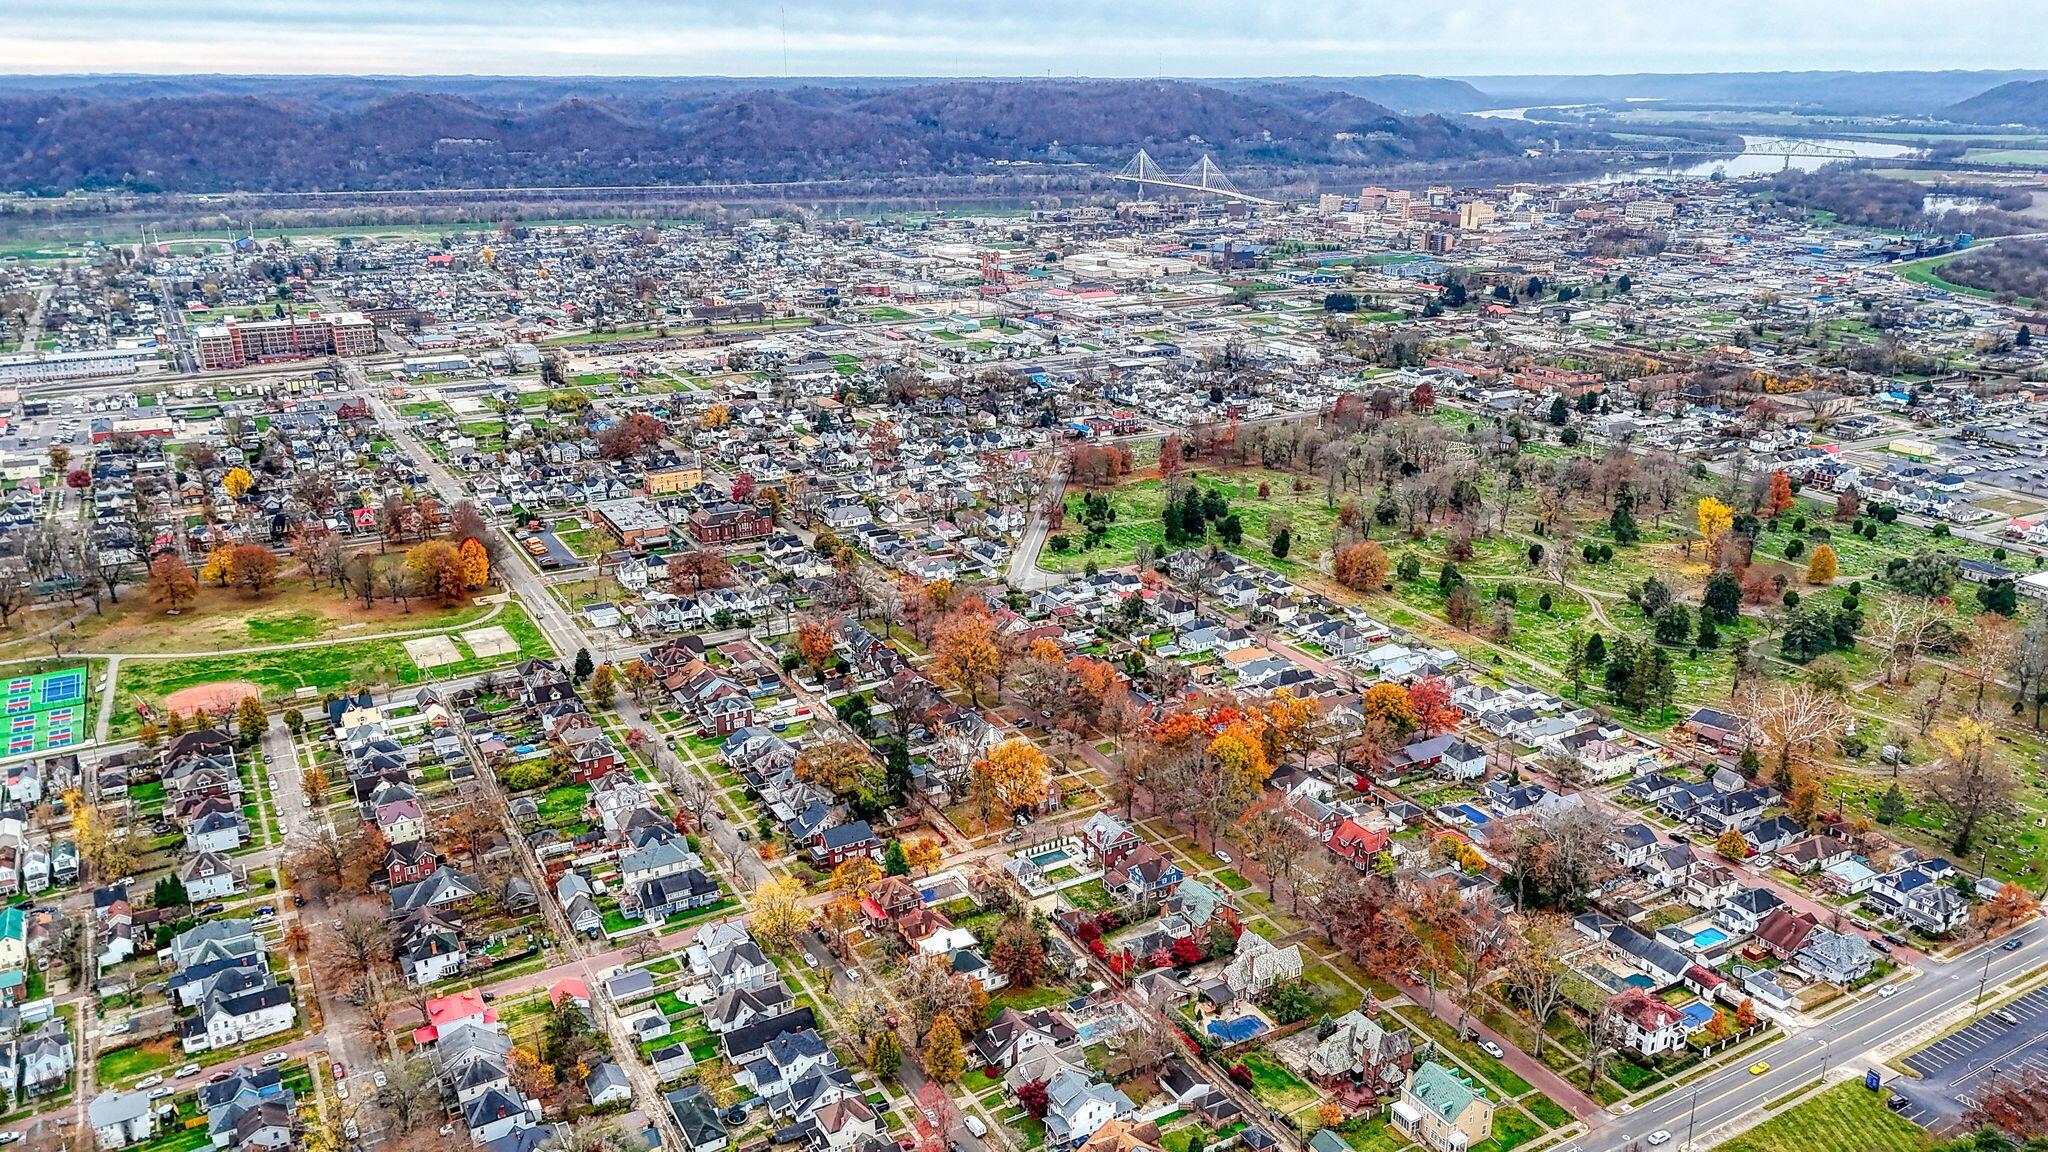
(1454, 804, 1490, 825)
(1207, 1017, 1267, 1044)
(1691, 928, 1730, 949)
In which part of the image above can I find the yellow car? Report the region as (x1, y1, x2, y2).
(1748, 1062, 1771, 1076)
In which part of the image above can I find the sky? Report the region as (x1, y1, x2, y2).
(11, 0, 2048, 77)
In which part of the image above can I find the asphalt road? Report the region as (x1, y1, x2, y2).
(1588, 931, 2048, 1151)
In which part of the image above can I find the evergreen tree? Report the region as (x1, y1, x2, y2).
(1696, 611, 1720, 649)
(573, 648, 594, 681)
(1218, 514, 1244, 547)
(1437, 562, 1463, 594)
(882, 840, 910, 876)
(1549, 396, 1570, 425)
(1584, 632, 1608, 667)
(1876, 782, 1907, 825)
(1271, 529, 1291, 559)
(1609, 499, 1640, 546)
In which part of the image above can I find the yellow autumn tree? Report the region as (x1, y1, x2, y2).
(198, 547, 236, 587)
(1696, 497, 1734, 553)
(922, 1015, 966, 1083)
(457, 536, 491, 589)
(749, 875, 813, 953)
(969, 737, 1052, 826)
(1208, 719, 1273, 789)
(221, 466, 255, 499)
(829, 856, 883, 899)
(699, 402, 732, 430)
(1806, 543, 1838, 585)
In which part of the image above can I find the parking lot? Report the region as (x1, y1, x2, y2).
(1893, 983, 2048, 1130)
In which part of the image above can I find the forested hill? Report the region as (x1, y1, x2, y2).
(0, 77, 1520, 193)
(1946, 78, 2048, 127)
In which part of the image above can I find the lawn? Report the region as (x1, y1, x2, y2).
(1238, 1051, 1319, 1113)
(97, 1037, 178, 1084)
(1711, 1083, 1927, 1152)
(1044, 469, 1343, 575)
(1483, 1107, 1544, 1152)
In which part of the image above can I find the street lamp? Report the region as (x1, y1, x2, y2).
(1684, 1085, 1701, 1152)
(1817, 1035, 1831, 1085)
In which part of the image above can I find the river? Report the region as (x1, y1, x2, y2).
(1472, 107, 1918, 181)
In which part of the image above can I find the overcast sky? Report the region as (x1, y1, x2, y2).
(13, 0, 2045, 76)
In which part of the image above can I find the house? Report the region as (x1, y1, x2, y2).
(811, 821, 881, 866)
(400, 913, 467, 987)
(1103, 844, 1183, 904)
(19, 1015, 73, 1096)
(706, 985, 794, 1035)
(1795, 929, 1879, 986)
(1222, 934, 1303, 1001)
(666, 1084, 730, 1152)
(1715, 888, 1784, 937)
(585, 1063, 633, 1110)
(704, 940, 778, 994)
(1326, 820, 1392, 871)
(1042, 1069, 1134, 1149)
(178, 852, 241, 903)
(808, 1096, 884, 1152)
(1869, 867, 1970, 936)
(89, 1090, 155, 1150)
(973, 1007, 1077, 1070)
(1605, 990, 1688, 1057)
(464, 1088, 536, 1145)
(186, 982, 295, 1053)
(1393, 1062, 1493, 1152)
(1753, 908, 1819, 962)
(1304, 1004, 1412, 1096)
(414, 989, 498, 1046)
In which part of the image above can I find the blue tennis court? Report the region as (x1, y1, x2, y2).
(0, 668, 88, 756)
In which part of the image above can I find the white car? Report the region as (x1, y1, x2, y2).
(1214, 849, 1233, 865)
(335, 1082, 349, 1101)
(373, 1071, 387, 1089)
(1879, 984, 1900, 998)
(1647, 1131, 1672, 1146)
(1478, 1040, 1505, 1059)
(343, 1119, 359, 1140)
(262, 1052, 288, 1066)
(174, 1064, 202, 1079)
(134, 1075, 164, 1090)
(148, 1087, 175, 1100)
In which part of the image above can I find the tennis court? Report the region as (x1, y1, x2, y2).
(2, 667, 88, 756)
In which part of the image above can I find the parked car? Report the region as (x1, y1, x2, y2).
(373, 1071, 387, 1089)
(1647, 1132, 1671, 1146)
(1214, 849, 1233, 865)
(174, 1064, 202, 1079)
(134, 1076, 164, 1090)
(1478, 1040, 1504, 1059)
(197, 903, 225, 916)
(262, 1052, 288, 1066)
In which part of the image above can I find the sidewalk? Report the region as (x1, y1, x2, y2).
(1387, 975, 1606, 1122)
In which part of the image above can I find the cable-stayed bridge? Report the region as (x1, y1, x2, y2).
(1114, 150, 1279, 205)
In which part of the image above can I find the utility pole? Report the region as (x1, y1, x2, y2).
(1684, 1085, 1700, 1152)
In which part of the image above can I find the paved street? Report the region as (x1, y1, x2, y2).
(1590, 932, 2048, 1150)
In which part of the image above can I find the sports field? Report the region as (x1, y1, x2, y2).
(0, 667, 87, 756)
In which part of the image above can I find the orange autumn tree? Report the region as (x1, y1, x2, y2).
(457, 536, 491, 589)
(1765, 471, 1796, 518)
(931, 603, 1001, 704)
(795, 616, 837, 675)
(1332, 541, 1391, 592)
(969, 737, 1052, 828)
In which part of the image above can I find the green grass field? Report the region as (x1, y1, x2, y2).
(112, 602, 551, 736)
(1711, 1083, 1926, 1152)
(1047, 468, 1342, 574)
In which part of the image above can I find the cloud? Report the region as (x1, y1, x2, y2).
(8, 0, 2045, 76)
